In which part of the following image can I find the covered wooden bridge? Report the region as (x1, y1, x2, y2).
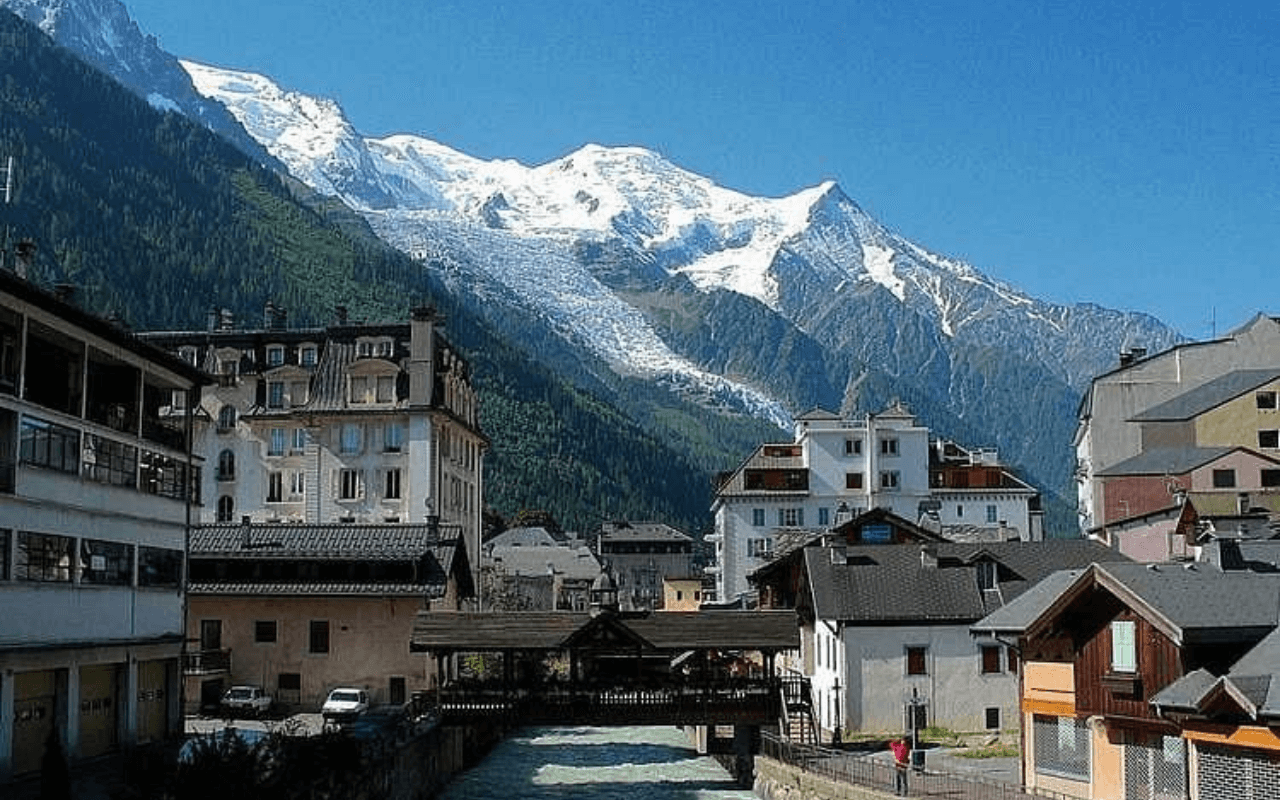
(409, 609, 800, 727)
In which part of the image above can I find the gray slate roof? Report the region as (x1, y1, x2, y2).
(807, 539, 1119, 624)
(188, 581, 430, 597)
(191, 523, 453, 561)
(1151, 628, 1280, 720)
(1096, 446, 1235, 477)
(489, 544, 601, 581)
(1131, 369, 1280, 422)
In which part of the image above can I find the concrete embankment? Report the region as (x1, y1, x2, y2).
(754, 755, 894, 800)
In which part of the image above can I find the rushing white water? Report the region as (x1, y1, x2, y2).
(438, 725, 758, 800)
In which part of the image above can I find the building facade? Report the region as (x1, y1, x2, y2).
(710, 402, 1042, 603)
(596, 521, 695, 611)
(183, 520, 472, 712)
(1075, 314, 1280, 533)
(0, 271, 205, 782)
(143, 305, 486, 592)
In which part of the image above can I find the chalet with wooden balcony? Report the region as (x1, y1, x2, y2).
(974, 561, 1280, 800)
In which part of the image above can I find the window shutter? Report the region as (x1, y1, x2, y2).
(255, 379, 266, 407)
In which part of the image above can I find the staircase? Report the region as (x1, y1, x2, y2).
(778, 675, 819, 745)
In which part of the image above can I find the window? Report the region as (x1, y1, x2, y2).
(269, 427, 286, 456)
(179, 346, 198, 366)
(986, 504, 998, 523)
(906, 646, 927, 676)
(752, 508, 766, 527)
(1259, 391, 1277, 410)
(16, 532, 74, 582)
(957, 504, 963, 518)
(977, 561, 998, 590)
(300, 346, 318, 367)
(880, 438, 899, 456)
(357, 341, 374, 358)
(340, 424, 362, 454)
(981, 646, 1002, 674)
(1264, 469, 1280, 488)
(217, 449, 235, 481)
(290, 471, 305, 501)
(747, 538, 772, 558)
(1007, 646, 1019, 674)
(383, 468, 402, 500)
(1212, 469, 1236, 488)
(349, 376, 369, 403)
(376, 375, 395, 403)
(845, 472, 864, 489)
(82, 435, 138, 488)
(778, 508, 804, 527)
(20, 417, 79, 473)
(0, 529, 8, 580)
(1111, 619, 1137, 673)
(1033, 715, 1090, 781)
(266, 345, 284, 367)
(844, 438, 862, 455)
(292, 427, 308, 453)
(80, 539, 132, 585)
(138, 547, 182, 587)
(217, 496, 234, 522)
(1259, 430, 1279, 449)
(383, 423, 404, 453)
(376, 340, 393, 357)
(254, 620, 277, 644)
(267, 471, 284, 503)
(309, 620, 330, 654)
(818, 507, 830, 526)
(880, 470, 900, 489)
(338, 469, 364, 500)
(267, 381, 285, 409)
(289, 380, 309, 406)
(217, 405, 237, 432)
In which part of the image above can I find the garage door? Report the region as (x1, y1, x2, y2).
(78, 663, 120, 759)
(1198, 743, 1280, 800)
(12, 670, 58, 777)
(136, 660, 170, 744)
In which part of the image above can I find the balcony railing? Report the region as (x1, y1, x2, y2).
(183, 648, 231, 675)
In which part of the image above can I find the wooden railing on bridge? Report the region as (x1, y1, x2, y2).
(436, 677, 782, 726)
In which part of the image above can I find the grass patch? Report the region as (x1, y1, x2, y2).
(954, 744, 1021, 759)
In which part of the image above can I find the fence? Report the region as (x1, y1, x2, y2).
(760, 732, 1080, 800)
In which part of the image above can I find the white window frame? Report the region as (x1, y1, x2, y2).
(1111, 619, 1137, 673)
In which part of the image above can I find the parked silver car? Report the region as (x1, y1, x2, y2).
(321, 687, 369, 725)
(220, 685, 272, 717)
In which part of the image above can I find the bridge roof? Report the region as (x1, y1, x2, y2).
(409, 610, 798, 653)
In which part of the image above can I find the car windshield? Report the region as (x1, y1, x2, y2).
(330, 691, 361, 702)
(227, 688, 253, 699)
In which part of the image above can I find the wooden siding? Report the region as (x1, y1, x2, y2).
(1074, 609, 1182, 719)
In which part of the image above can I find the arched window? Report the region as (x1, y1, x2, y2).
(217, 496, 234, 522)
(218, 405, 237, 431)
(217, 449, 235, 481)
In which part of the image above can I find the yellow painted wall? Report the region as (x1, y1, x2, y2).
(189, 594, 438, 709)
(1090, 718, 1124, 800)
(1195, 378, 1280, 452)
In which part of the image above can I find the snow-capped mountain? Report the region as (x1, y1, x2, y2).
(0, 0, 272, 163)
(11, 0, 1182, 509)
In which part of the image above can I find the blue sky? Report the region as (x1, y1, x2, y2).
(126, 0, 1277, 338)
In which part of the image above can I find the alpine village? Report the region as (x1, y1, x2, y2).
(0, 3, 1277, 800)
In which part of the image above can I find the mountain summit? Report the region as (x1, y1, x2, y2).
(5, 0, 1182, 521)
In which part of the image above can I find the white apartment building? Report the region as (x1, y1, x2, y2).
(143, 305, 487, 592)
(0, 270, 206, 782)
(709, 402, 1042, 603)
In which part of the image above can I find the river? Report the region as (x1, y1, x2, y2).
(437, 725, 759, 800)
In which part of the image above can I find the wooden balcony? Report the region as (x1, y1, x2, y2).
(183, 648, 231, 676)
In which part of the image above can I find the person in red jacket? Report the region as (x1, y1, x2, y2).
(889, 736, 911, 796)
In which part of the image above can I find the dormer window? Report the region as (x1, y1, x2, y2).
(376, 375, 395, 403)
(266, 345, 285, 367)
(350, 376, 369, 404)
(357, 341, 374, 358)
(300, 345, 318, 367)
(376, 340, 393, 357)
(267, 381, 285, 409)
(976, 561, 998, 591)
(179, 346, 198, 366)
(217, 405, 237, 432)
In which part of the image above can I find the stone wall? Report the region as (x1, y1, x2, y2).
(754, 755, 895, 800)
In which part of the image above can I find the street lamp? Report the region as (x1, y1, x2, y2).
(832, 677, 843, 745)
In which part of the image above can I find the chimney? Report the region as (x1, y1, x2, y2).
(335, 305, 348, 325)
(218, 309, 234, 331)
(271, 306, 287, 331)
(240, 515, 253, 549)
(263, 301, 276, 330)
(920, 544, 938, 568)
(407, 306, 436, 408)
(206, 306, 219, 331)
(53, 283, 75, 303)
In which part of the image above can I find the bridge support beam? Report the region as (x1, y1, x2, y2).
(732, 724, 757, 788)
